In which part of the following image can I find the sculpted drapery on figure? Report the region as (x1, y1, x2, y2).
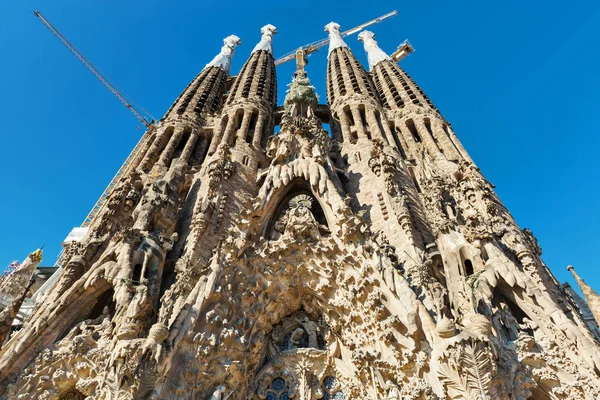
(1, 20, 600, 400)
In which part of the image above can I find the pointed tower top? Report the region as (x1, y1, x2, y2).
(283, 70, 318, 118)
(358, 30, 392, 71)
(567, 265, 600, 326)
(204, 35, 242, 74)
(252, 24, 278, 55)
(324, 22, 348, 56)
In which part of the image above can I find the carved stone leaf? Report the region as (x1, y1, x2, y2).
(462, 341, 492, 399)
(438, 340, 493, 400)
(439, 363, 473, 399)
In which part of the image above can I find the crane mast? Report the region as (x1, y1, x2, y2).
(33, 11, 157, 267)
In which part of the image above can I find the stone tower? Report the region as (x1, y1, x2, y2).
(1, 22, 600, 400)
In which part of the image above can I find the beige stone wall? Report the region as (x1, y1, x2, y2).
(0, 25, 599, 400)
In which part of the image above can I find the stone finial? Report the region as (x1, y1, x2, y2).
(204, 35, 242, 74)
(251, 24, 277, 55)
(324, 22, 348, 56)
(358, 30, 392, 71)
(567, 265, 600, 326)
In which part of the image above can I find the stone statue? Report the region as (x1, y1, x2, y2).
(209, 384, 226, 400)
(385, 380, 401, 400)
(4, 20, 600, 400)
(288, 328, 306, 350)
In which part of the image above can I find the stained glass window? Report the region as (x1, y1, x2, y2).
(266, 377, 290, 400)
(321, 375, 345, 400)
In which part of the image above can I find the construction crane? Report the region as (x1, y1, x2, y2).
(391, 39, 414, 63)
(34, 11, 158, 270)
(34, 11, 157, 231)
(0, 261, 19, 286)
(274, 10, 405, 70)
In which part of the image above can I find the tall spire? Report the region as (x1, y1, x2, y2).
(567, 265, 600, 326)
(358, 30, 392, 71)
(324, 22, 348, 56)
(204, 35, 242, 74)
(252, 24, 277, 55)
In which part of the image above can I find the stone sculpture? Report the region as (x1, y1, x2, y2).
(0, 23, 599, 400)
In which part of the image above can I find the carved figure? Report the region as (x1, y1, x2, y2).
(3, 23, 600, 400)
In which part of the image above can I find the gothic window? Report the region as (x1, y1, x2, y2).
(172, 127, 191, 161)
(321, 375, 346, 400)
(265, 377, 291, 400)
(406, 119, 421, 143)
(248, 111, 259, 144)
(374, 111, 389, 145)
(268, 187, 329, 241)
(408, 166, 422, 193)
(358, 106, 370, 139)
(261, 120, 272, 149)
(464, 259, 474, 276)
(190, 135, 210, 166)
(423, 119, 437, 143)
(343, 107, 357, 143)
(132, 263, 143, 285)
(236, 109, 244, 130)
(388, 121, 407, 159)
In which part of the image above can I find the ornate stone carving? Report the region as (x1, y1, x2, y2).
(2, 22, 600, 400)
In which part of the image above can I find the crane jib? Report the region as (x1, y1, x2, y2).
(274, 10, 398, 66)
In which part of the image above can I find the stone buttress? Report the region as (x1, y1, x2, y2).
(1, 21, 600, 400)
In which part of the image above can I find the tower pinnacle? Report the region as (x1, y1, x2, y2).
(567, 265, 600, 326)
(324, 22, 348, 56)
(204, 35, 242, 74)
(358, 30, 392, 71)
(252, 24, 277, 55)
(4, 19, 600, 400)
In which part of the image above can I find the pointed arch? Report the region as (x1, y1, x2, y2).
(256, 178, 338, 240)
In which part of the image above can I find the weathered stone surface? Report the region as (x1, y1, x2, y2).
(1, 23, 599, 400)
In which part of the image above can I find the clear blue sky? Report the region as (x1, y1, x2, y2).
(1, 1, 599, 294)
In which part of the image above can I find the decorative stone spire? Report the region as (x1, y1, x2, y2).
(0, 249, 42, 348)
(252, 24, 277, 55)
(204, 35, 242, 74)
(567, 265, 600, 326)
(0, 249, 42, 300)
(358, 30, 392, 71)
(283, 71, 318, 118)
(325, 22, 348, 56)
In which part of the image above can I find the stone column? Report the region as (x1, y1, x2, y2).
(351, 106, 367, 139)
(395, 118, 418, 159)
(253, 113, 266, 148)
(431, 118, 461, 161)
(414, 118, 440, 159)
(138, 126, 172, 171)
(367, 109, 386, 142)
(237, 110, 251, 142)
(181, 132, 199, 162)
(330, 118, 343, 143)
(159, 127, 185, 166)
(130, 132, 156, 171)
